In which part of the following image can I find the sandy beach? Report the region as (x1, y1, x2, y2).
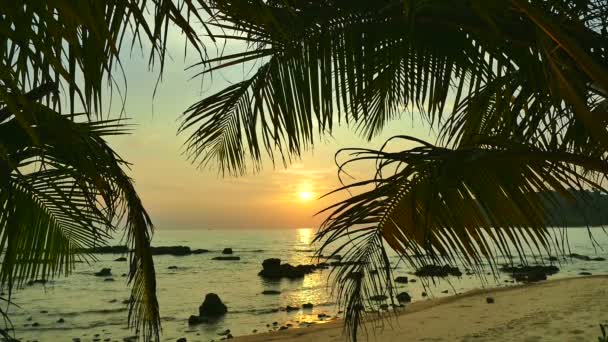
(234, 276, 608, 342)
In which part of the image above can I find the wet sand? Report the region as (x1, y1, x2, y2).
(234, 276, 608, 342)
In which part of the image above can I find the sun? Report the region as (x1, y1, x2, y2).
(298, 191, 314, 201)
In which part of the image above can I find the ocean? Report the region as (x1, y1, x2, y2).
(10, 227, 608, 342)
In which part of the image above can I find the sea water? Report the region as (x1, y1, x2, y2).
(9, 227, 608, 342)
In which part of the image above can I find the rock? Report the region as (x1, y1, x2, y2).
(414, 265, 462, 277)
(272, 322, 278, 325)
(279, 326, 288, 331)
(40, 310, 48, 314)
(317, 314, 328, 319)
(150, 246, 192, 256)
(579, 272, 593, 276)
(592, 257, 607, 261)
(409, 279, 417, 283)
(441, 290, 449, 294)
(212, 256, 240, 261)
(176, 338, 187, 342)
(547, 256, 559, 262)
(26, 279, 47, 286)
(252, 329, 257, 333)
(302, 303, 313, 309)
(395, 276, 408, 283)
(258, 258, 316, 279)
(72, 338, 81, 342)
(104, 278, 114, 282)
(32, 322, 40, 327)
(329, 260, 366, 267)
(500, 265, 559, 282)
(285, 305, 299, 312)
(199, 293, 228, 317)
(396, 292, 411, 303)
(94, 268, 112, 277)
(262, 290, 281, 295)
(114, 257, 127, 262)
(77, 245, 130, 254)
(370, 295, 387, 301)
(421, 292, 427, 297)
(168, 266, 179, 270)
(188, 315, 209, 325)
(486, 297, 495, 304)
(192, 249, 210, 254)
(57, 318, 65, 323)
(218, 329, 231, 336)
(226, 334, 233, 339)
(222, 248, 233, 255)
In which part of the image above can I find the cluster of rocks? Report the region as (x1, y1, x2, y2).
(258, 258, 317, 279)
(569, 253, 606, 261)
(414, 265, 462, 277)
(500, 265, 559, 282)
(77, 245, 210, 256)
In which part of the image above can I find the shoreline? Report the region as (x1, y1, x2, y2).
(233, 275, 608, 341)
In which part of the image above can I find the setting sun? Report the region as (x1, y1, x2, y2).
(298, 191, 315, 201)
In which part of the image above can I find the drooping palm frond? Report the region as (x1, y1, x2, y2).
(182, 0, 608, 175)
(0, 101, 159, 340)
(315, 136, 608, 340)
(0, 0, 212, 117)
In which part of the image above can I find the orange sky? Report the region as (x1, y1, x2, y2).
(107, 35, 433, 230)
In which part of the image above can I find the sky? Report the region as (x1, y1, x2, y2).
(105, 29, 433, 230)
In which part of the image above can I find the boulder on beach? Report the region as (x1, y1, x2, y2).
(285, 305, 299, 312)
(114, 257, 127, 262)
(486, 297, 495, 304)
(188, 315, 209, 325)
(199, 293, 228, 317)
(395, 276, 408, 283)
(500, 265, 559, 282)
(222, 248, 233, 255)
(212, 256, 240, 261)
(258, 258, 316, 279)
(414, 265, 462, 277)
(302, 303, 313, 309)
(94, 268, 112, 277)
(396, 292, 411, 303)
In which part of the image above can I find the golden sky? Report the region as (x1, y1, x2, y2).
(108, 34, 433, 230)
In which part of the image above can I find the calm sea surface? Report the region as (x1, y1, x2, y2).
(10, 227, 608, 342)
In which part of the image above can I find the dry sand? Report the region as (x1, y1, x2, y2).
(234, 276, 608, 342)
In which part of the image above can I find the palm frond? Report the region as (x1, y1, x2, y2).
(316, 136, 608, 340)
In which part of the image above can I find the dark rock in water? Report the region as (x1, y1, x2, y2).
(176, 338, 187, 342)
(150, 246, 191, 256)
(500, 265, 559, 282)
(73, 338, 81, 342)
(279, 326, 288, 331)
(409, 279, 417, 283)
(285, 305, 299, 312)
(40, 310, 48, 314)
(192, 249, 209, 254)
(317, 313, 328, 319)
(421, 292, 427, 297)
(32, 322, 40, 327)
(262, 290, 281, 295)
(26, 279, 47, 286)
(218, 329, 231, 336)
(114, 257, 127, 262)
(222, 248, 233, 255)
(370, 295, 387, 301)
(441, 290, 449, 294)
(121, 273, 127, 277)
(57, 318, 65, 323)
(569, 253, 606, 261)
(123, 336, 138, 342)
(168, 266, 179, 270)
(258, 258, 316, 279)
(396, 292, 411, 303)
(486, 297, 495, 304)
(547, 256, 559, 262)
(212, 256, 240, 261)
(329, 260, 366, 267)
(414, 265, 462, 277)
(199, 293, 227, 317)
(226, 333, 234, 339)
(302, 303, 313, 309)
(95, 268, 112, 277)
(77, 245, 130, 254)
(104, 278, 114, 282)
(188, 315, 209, 325)
(395, 276, 408, 283)
(579, 272, 593, 276)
